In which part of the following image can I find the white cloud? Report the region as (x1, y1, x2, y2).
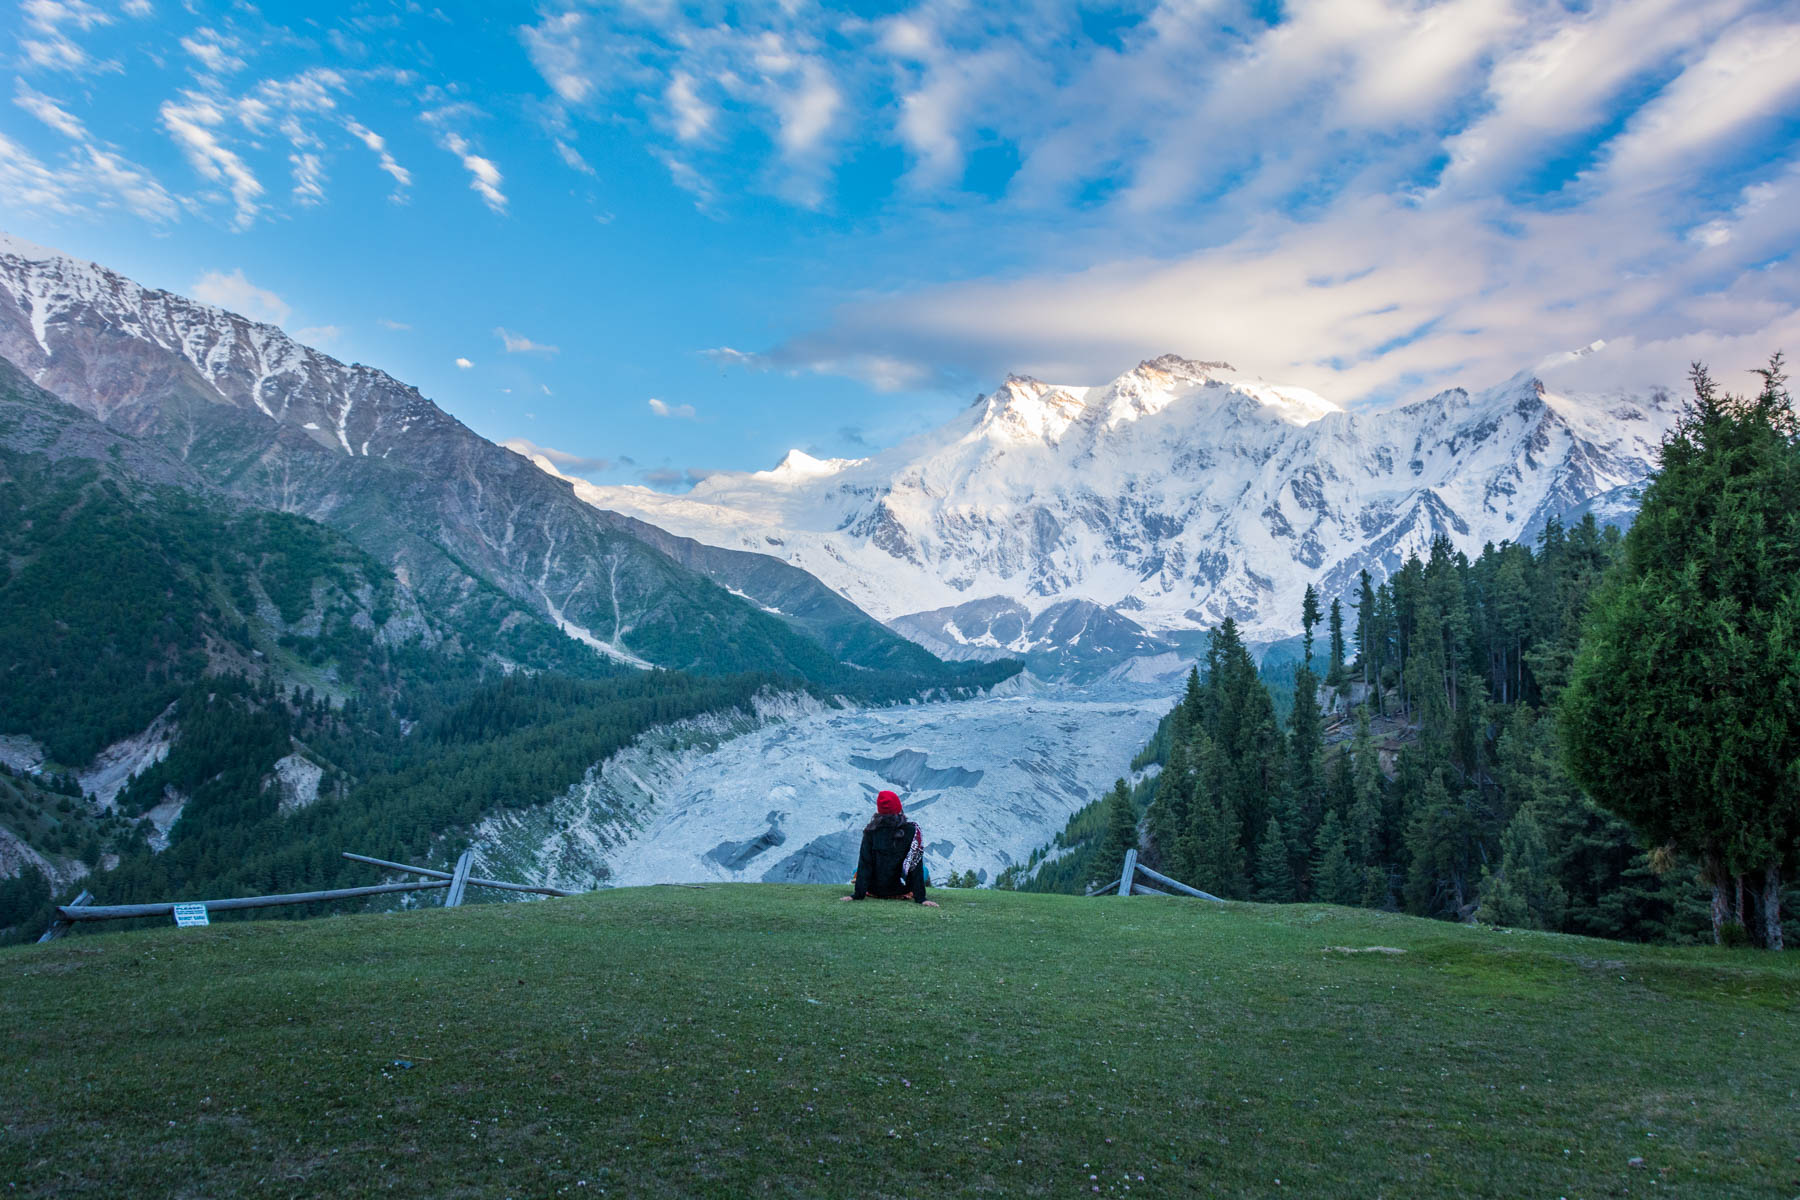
(19, 0, 115, 74)
(0, 123, 176, 222)
(665, 71, 712, 143)
(436, 129, 506, 213)
(501, 437, 617, 480)
(290, 152, 325, 205)
(160, 92, 262, 228)
(0, 131, 82, 213)
(553, 137, 595, 176)
(294, 324, 341, 344)
(647, 397, 696, 419)
(1585, 16, 1800, 197)
(179, 27, 245, 76)
(191, 268, 290, 325)
(454, 357, 473, 369)
(496, 326, 557, 354)
(344, 117, 411, 195)
(378, 317, 410, 330)
(519, 11, 594, 105)
(121, 0, 150, 15)
(13, 82, 86, 138)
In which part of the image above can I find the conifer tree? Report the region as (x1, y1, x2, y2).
(1147, 708, 1194, 874)
(1404, 768, 1480, 919)
(1192, 790, 1249, 899)
(1563, 357, 1800, 948)
(1327, 597, 1346, 688)
(1301, 583, 1322, 668)
(1354, 569, 1377, 690)
(1312, 810, 1359, 905)
(1475, 805, 1567, 930)
(1348, 708, 1384, 866)
(1288, 659, 1325, 859)
(1095, 778, 1139, 889)
(1254, 815, 1297, 902)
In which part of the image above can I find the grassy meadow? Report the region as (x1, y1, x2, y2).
(3, 886, 1797, 1198)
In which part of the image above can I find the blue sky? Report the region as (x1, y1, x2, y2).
(2, 0, 1797, 489)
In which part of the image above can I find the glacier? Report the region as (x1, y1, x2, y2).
(469, 686, 1170, 892)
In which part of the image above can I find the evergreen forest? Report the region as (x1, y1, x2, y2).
(1030, 359, 1799, 951)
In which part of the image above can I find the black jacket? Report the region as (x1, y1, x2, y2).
(853, 814, 927, 903)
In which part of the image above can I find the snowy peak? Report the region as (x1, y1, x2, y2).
(755, 448, 863, 483)
(0, 233, 449, 460)
(970, 355, 1342, 450)
(578, 350, 1683, 650)
(977, 376, 1092, 445)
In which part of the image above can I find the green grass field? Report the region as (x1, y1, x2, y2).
(3, 887, 1797, 1198)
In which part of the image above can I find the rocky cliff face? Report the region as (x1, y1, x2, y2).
(0, 233, 893, 679)
(577, 351, 1679, 648)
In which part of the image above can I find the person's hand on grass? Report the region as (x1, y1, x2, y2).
(839, 895, 854, 902)
(921, 900, 940, 907)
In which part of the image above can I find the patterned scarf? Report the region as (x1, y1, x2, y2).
(899, 820, 924, 882)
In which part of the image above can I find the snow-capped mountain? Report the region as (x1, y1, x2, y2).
(576, 353, 1681, 647)
(0, 232, 952, 684)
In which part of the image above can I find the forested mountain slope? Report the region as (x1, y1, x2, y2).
(0, 351, 1008, 942)
(0, 233, 995, 686)
(1024, 519, 1798, 949)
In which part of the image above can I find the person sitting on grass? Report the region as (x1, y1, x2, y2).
(843, 790, 939, 906)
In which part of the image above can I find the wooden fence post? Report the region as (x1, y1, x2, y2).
(444, 851, 475, 909)
(37, 889, 92, 943)
(1118, 849, 1137, 898)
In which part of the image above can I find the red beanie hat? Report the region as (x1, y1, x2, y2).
(876, 790, 903, 815)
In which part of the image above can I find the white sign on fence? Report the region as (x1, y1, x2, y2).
(172, 902, 210, 928)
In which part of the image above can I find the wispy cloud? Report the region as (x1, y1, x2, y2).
(576, 0, 1799, 406)
(191, 268, 289, 325)
(501, 436, 616, 478)
(378, 317, 411, 331)
(496, 326, 558, 354)
(13, 81, 85, 138)
(344, 117, 411, 198)
(160, 92, 262, 228)
(421, 108, 507, 213)
(179, 27, 245, 76)
(641, 466, 713, 490)
(18, 0, 116, 74)
(647, 397, 696, 419)
(454, 357, 473, 369)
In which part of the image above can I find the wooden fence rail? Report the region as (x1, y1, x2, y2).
(339, 853, 576, 898)
(1099, 850, 1227, 903)
(38, 850, 576, 941)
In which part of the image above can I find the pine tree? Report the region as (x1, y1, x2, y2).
(1562, 357, 1800, 948)
(1147, 709, 1194, 874)
(1348, 708, 1384, 866)
(1254, 815, 1297, 902)
(1301, 584, 1322, 669)
(1355, 569, 1378, 694)
(1312, 810, 1359, 905)
(1192, 790, 1249, 899)
(1095, 778, 1139, 889)
(1475, 805, 1568, 930)
(1327, 597, 1346, 688)
(1288, 663, 1325, 858)
(1404, 768, 1479, 919)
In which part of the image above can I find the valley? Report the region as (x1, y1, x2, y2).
(472, 684, 1172, 893)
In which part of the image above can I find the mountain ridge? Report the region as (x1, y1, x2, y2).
(0, 232, 1000, 691)
(575, 351, 1680, 651)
